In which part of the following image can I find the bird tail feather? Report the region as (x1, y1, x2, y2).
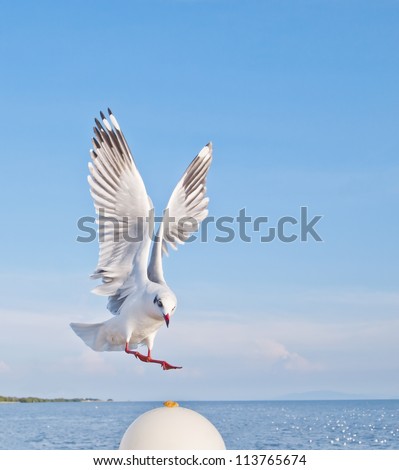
(70, 321, 124, 352)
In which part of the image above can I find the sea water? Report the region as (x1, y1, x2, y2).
(0, 400, 398, 450)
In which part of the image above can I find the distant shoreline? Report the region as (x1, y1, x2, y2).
(0, 396, 110, 403)
(1, 396, 398, 404)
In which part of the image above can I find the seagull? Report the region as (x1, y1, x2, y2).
(70, 109, 212, 370)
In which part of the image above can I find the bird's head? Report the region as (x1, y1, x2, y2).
(153, 289, 177, 328)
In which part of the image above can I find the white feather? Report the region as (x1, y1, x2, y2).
(71, 110, 212, 367)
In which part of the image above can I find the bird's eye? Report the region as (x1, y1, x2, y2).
(157, 300, 163, 308)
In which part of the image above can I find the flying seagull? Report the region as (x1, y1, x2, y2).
(70, 109, 212, 370)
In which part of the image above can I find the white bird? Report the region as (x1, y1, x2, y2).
(70, 109, 212, 370)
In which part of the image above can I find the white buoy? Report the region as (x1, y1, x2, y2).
(119, 401, 226, 450)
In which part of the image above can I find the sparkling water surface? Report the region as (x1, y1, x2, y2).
(0, 400, 398, 450)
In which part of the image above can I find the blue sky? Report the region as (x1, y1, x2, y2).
(0, 0, 398, 401)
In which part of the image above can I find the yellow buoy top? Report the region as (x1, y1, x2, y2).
(163, 400, 179, 408)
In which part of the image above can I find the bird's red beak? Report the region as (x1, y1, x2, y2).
(163, 314, 170, 328)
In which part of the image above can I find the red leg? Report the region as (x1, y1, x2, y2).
(125, 344, 182, 370)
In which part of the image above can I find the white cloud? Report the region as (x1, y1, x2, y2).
(253, 338, 322, 372)
(62, 350, 115, 376)
(156, 316, 322, 373)
(1, 288, 398, 399)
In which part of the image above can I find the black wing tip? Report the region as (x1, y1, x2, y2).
(98, 109, 113, 121)
(92, 137, 101, 149)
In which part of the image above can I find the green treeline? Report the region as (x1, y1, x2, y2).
(0, 396, 101, 403)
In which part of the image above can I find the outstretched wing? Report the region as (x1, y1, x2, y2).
(147, 143, 212, 284)
(88, 109, 152, 296)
